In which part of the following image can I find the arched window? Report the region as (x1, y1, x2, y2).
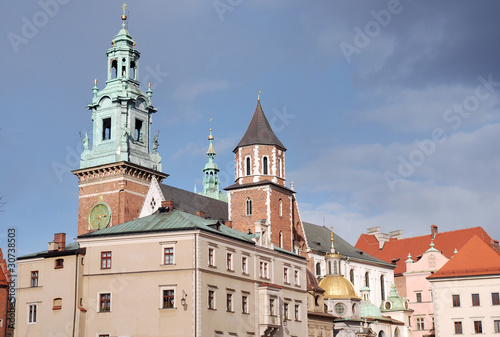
(350, 269, 355, 285)
(277, 158, 282, 177)
(333, 261, 338, 275)
(315, 262, 321, 276)
(279, 231, 283, 248)
(365, 272, 369, 288)
(246, 157, 251, 176)
(263, 157, 268, 175)
(246, 198, 252, 215)
(380, 275, 385, 300)
(279, 199, 283, 217)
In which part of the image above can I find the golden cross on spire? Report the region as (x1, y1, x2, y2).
(257, 89, 261, 101)
(122, 3, 127, 13)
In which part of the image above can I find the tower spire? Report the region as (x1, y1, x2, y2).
(199, 121, 228, 202)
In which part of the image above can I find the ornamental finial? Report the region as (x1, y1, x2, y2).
(257, 89, 261, 101)
(121, 3, 127, 27)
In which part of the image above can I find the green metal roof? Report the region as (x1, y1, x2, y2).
(79, 209, 254, 243)
(18, 242, 81, 260)
(303, 222, 395, 268)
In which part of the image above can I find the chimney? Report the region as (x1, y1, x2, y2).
(389, 230, 403, 240)
(196, 210, 206, 218)
(367, 226, 381, 235)
(225, 220, 233, 228)
(431, 225, 438, 239)
(491, 240, 499, 252)
(54, 233, 66, 251)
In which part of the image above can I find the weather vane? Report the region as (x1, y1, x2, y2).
(209, 113, 213, 123)
(257, 89, 262, 101)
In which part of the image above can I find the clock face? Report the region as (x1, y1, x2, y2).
(88, 202, 111, 230)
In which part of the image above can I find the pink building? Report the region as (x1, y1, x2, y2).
(404, 242, 449, 337)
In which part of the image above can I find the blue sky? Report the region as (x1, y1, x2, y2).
(2, 1, 500, 256)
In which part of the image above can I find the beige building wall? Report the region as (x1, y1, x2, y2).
(430, 275, 500, 336)
(16, 252, 83, 337)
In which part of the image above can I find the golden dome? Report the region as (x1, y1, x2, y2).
(319, 275, 360, 300)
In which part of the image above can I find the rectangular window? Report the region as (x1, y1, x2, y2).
(494, 320, 500, 333)
(28, 304, 37, 324)
(163, 289, 174, 309)
(242, 256, 248, 274)
(208, 248, 215, 267)
(55, 259, 64, 269)
(134, 119, 143, 142)
(294, 270, 299, 285)
(452, 294, 461, 307)
(101, 251, 111, 269)
(416, 317, 425, 330)
(474, 320, 483, 334)
(269, 298, 275, 316)
(472, 293, 480, 306)
(454, 321, 463, 334)
(30, 271, 38, 287)
(260, 261, 269, 279)
(416, 292, 422, 303)
(164, 247, 174, 265)
(226, 293, 233, 312)
(492, 292, 500, 305)
(226, 252, 233, 271)
(102, 118, 111, 140)
(208, 290, 215, 309)
(242, 295, 248, 314)
(294, 304, 300, 321)
(99, 293, 111, 312)
(284, 302, 289, 320)
(284, 267, 289, 283)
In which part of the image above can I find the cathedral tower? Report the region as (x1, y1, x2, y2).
(226, 97, 305, 252)
(73, 8, 168, 236)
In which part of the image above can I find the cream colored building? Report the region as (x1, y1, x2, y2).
(15, 209, 308, 337)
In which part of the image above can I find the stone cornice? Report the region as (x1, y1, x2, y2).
(72, 161, 168, 183)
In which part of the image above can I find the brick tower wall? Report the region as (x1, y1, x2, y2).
(234, 145, 285, 186)
(77, 174, 150, 236)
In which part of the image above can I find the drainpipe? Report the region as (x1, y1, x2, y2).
(72, 253, 79, 337)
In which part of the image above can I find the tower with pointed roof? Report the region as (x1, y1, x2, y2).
(199, 128, 228, 202)
(73, 7, 168, 236)
(226, 97, 306, 253)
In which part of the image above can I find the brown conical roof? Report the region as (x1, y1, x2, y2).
(233, 100, 286, 152)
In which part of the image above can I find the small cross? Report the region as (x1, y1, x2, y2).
(122, 3, 127, 14)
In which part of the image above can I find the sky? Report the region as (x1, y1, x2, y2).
(2, 1, 500, 257)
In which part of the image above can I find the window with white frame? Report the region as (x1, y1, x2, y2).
(242, 256, 248, 274)
(27, 303, 37, 324)
(246, 157, 251, 176)
(208, 247, 215, 267)
(284, 267, 289, 283)
(263, 156, 268, 175)
(269, 298, 276, 316)
(259, 261, 269, 279)
(279, 199, 282, 217)
(474, 320, 483, 334)
(294, 303, 300, 321)
(494, 320, 500, 333)
(246, 198, 252, 215)
(242, 294, 249, 314)
(226, 252, 233, 271)
(161, 242, 176, 265)
(416, 317, 425, 330)
(99, 293, 111, 312)
(226, 292, 233, 312)
(284, 302, 289, 321)
(208, 288, 216, 310)
(454, 321, 463, 334)
(294, 270, 300, 285)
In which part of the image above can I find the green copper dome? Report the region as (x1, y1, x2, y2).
(361, 301, 382, 318)
(380, 284, 410, 312)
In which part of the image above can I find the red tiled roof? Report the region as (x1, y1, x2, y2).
(355, 227, 495, 275)
(0, 265, 8, 287)
(427, 235, 500, 279)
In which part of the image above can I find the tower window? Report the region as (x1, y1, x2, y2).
(246, 198, 252, 215)
(102, 118, 111, 140)
(279, 230, 283, 248)
(381, 275, 385, 301)
(111, 59, 117, 79)
(315, 262, 321, 276)
(121, 58, 126, 77)
(277, 158, 282, 177)
(263, 157, 268, 175)
(279, 199, 282, 217)
(130, 61, 136, 80)
(246, 157, 251, 176)
(134, 119, 143, 142)
(364, 272, 369, 287)
(350, 269, 355, 285)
